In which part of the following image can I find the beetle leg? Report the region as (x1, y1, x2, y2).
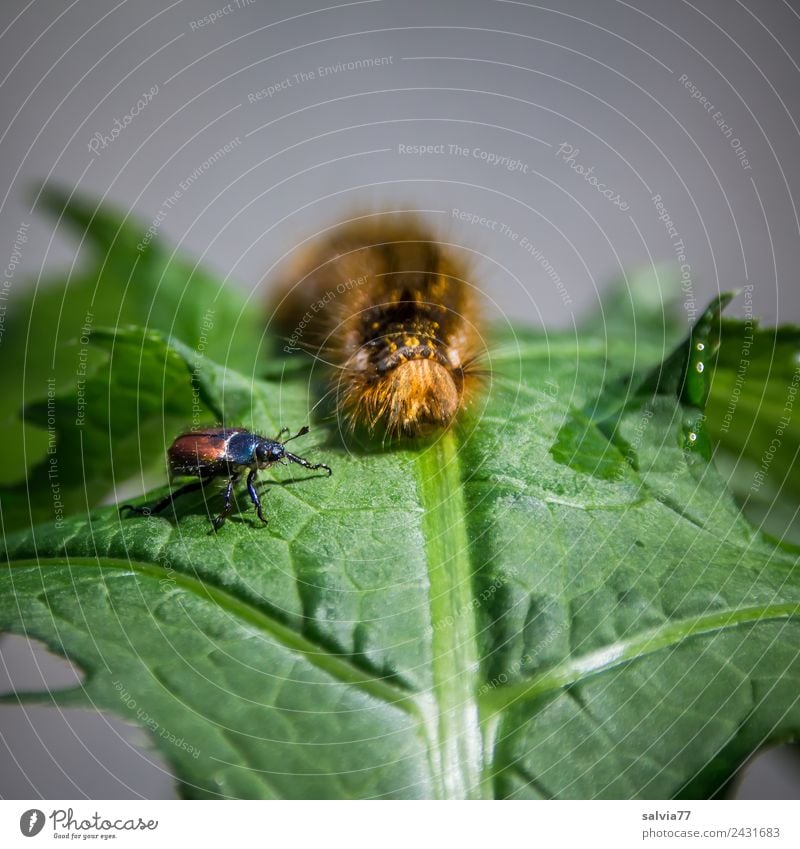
(120, 478, 208, 519)
(211, 474, 240, 531)
(246, 469, 268, 525)
(284, 451, 333, 476)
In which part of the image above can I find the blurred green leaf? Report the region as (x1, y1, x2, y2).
(584, 285, 800, 514)
(706, 319, 800, 506)
(0, 329, 212, 533)
(580, 264, 686, 356)
(0, 186, 262, 486)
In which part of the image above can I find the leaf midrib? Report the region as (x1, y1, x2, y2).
(415, 433, 484, 800)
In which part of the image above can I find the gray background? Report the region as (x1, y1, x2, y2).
(1, 0, 799, 798)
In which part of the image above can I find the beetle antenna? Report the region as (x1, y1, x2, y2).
(281, 425, 310, 444)
(285, 451, 332, 476)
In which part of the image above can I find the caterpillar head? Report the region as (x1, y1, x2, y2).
(340, 355, 477, 437)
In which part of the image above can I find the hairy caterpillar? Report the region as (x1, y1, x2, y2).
(269, 214, 485, 437)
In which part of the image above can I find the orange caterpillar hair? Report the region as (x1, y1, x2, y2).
(269, 214, 485, 437)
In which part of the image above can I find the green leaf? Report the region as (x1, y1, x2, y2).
(2, 323, 798, 799)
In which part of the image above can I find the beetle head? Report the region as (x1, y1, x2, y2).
(255, 441, 285, 467)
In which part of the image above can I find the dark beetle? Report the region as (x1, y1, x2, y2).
(120, 426, 331, 531)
